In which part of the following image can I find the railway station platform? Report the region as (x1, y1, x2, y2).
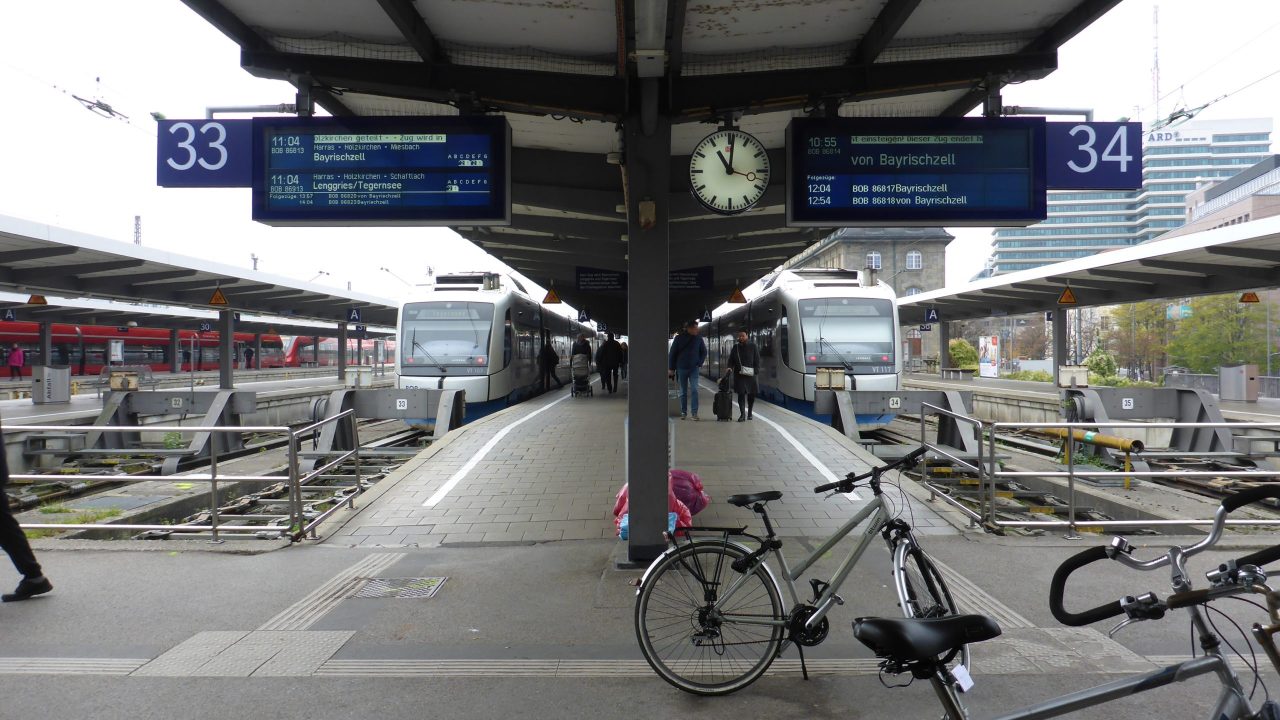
(3, 376, 1278, 719)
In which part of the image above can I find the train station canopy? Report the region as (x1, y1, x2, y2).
(182, 0, 1119, 330)
(898, 215, 1280, 324)
(0, 215, 398, 327)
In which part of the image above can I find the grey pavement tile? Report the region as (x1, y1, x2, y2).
(355, 526, 396, 536)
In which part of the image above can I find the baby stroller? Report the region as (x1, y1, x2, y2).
(570, 353, 593, 397)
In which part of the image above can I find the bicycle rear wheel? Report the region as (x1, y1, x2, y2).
(635, 541, 785, 695)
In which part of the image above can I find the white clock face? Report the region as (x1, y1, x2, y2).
(688, 129, 770, 215)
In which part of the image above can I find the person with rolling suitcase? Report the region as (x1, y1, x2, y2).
(728, 330, 760, 421)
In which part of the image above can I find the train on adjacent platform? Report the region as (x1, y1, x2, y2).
(0, 321, 286, 375)
(395, 272, 596, 421)
(701, 268, 901, 428)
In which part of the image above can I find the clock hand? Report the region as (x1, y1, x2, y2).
(729, 134, 736, 168)
(715, 150, 733, 175)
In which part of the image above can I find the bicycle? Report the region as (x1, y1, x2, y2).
(852, 484, 1280, 720)
(634, 446, 965, 695)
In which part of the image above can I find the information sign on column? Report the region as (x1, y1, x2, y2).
(786, 117, 1047, 226)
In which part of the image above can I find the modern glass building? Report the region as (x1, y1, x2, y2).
(983, 118, 1273, 277)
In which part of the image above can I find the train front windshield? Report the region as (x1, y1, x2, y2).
(400, 302, 493, 371)
(798, 298, 895, 373)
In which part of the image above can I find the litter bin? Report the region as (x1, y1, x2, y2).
(344, 365, 373, 388)
(1220, 364, 1259, 402)
(32, 365, 71, 404)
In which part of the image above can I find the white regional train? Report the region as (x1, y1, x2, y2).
(396, 272, 596, 421)
(702, 268, 901, 428)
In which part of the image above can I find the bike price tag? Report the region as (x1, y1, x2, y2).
(953, 664, 975, 692)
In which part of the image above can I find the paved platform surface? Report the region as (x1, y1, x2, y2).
(3, 375, 1279, 719)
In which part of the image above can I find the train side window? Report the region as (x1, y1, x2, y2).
(503, 311, 514, 367)
(778, 308, 789, 368)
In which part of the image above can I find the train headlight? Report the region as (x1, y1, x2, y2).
(475, 356, 486, 365)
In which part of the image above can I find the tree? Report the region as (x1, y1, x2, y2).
(1085, 347, 1117, 378)
(1103, 301, 1169, 380)
(949, 338, 978, 369)
(1166, 293, 1269, 373)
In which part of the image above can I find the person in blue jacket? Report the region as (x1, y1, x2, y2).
(668, 320, 707, 420)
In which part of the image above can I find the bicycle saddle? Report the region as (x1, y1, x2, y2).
(727, 491, 783, 507)
(853, 615, 1001, 663)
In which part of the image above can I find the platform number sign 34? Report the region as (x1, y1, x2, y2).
(1046, 122, 1142, 190)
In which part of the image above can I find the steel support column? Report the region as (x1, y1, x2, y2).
(938, 321, 950, 370)
(253, 333, 262, 370)
(1052, 310, 1068, 373)
(337, 322, 348, 381)
(37, 322, 52, 368)
(623, 102, 670, 564)
(312, 336, 320, 365)
(218, 310, 234, 389)
(169, 328, 180, 373)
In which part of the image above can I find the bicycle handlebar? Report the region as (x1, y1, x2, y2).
(1049, 546, 1128, 627)
(1235, 544, 1280, 571)
(813, 447, 927, 494)
(1222, 485, 1280, 513)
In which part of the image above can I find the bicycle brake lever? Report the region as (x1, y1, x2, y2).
(1108, 617, 1139, 638)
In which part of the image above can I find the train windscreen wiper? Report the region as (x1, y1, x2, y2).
(818, 336, 854, 371)
(410, 328, 447, 372)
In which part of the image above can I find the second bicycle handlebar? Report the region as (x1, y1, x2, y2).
(1050, 486, 1280, 627)
(813, 447, 928, 494)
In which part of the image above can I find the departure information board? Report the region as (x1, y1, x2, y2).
(251, 116, 510, 226)
(786, 117, 1046, 227)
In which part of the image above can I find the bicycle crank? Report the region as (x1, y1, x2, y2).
(788, 605, 830, 647)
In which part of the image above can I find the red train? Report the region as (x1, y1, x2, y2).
(282, 335, 395, 367)
(0, 321, 285, 376)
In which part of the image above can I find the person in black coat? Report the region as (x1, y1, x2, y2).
(595, 333, 623, 393)
(538, 341, 563, 391)
(728, 330, 761, 421)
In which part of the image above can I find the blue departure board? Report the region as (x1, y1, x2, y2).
(786, 117, 1046, 227)
(251, 116, 510, 226)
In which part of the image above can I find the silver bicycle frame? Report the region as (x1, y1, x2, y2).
(711, 494, 892, 631)
(925, 653, 1251, 720)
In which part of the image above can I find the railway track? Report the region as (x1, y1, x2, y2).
(8, 419, 430, 540)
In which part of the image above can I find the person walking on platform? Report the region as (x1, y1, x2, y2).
(244, 346, 255, 370)
(571, 334, 591, 360)
(728, 330, 760, 422)
(596, 333, 623, 393)
(0, 416, 52, 602)
(6, 344, 22, 381)
(668, 320, 707, 420)
(538, 340, 564, 392)
(619, 341, 629, 380)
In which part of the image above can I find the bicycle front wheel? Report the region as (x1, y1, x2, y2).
(896, 543, 957, 619)
(635, 541, 785, 695)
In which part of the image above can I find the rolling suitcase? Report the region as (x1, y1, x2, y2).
(713, 390, 734, 421)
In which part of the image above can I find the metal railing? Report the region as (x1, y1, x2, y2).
(915, 405, 1280, 537)
(9, 410, 361, 542)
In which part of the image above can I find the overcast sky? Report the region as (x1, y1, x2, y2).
(0, 0, 1276, 298)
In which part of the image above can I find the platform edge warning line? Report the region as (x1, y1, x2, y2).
(258, 552, 405, 632)
(423, 391, 577, 508)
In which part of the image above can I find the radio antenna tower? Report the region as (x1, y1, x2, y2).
(1152, 4, 1160, 124)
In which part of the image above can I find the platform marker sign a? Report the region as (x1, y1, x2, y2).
(347, 307, 363, 323)
(924, 307, 939, 323)
(1, 309, 15, 322)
